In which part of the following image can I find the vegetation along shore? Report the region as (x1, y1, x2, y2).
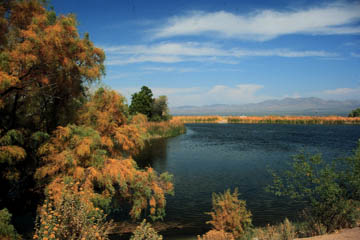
(173, 115, 360, 124)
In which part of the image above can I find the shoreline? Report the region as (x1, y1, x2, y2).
(173, 115, 360, 125)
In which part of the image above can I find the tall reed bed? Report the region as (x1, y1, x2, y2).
(227, 116, 360, 124)
(145, 120, 186, 139)
(172, 116, 224, 123)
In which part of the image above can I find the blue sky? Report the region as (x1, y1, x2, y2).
(51, 0, 360, 106)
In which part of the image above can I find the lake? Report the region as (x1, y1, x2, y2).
(135, 123, 360, 238)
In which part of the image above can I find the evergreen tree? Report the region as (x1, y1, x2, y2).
(129, 86, 154, 120)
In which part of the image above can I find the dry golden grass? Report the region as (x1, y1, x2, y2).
(172, 116, 224, 123)
(173, 115, 360, 124)
(145, 120, 186, 138)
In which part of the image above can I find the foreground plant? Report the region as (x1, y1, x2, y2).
(254, 218, 297, 240)
(268, 142, 360, 235)
(206, 188, 252, 239)
(34, 182, 113, 240)
(130, 220, 162, 240)
(197, 230, 234, 240)
(0, 208, 21, 240)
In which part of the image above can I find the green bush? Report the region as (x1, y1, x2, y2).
(0, 208, 21, 240)
(349, 108, 360, 117)
(267, 142, 360, 234)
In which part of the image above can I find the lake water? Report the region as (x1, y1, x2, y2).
(135, 123, 360, 238)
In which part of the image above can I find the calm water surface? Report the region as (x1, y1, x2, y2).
(135, 124, 360, 238)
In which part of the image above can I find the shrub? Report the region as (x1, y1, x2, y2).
(34, 182, 113, 240)
(253, 218, 296, 240)
(197, 230, 234, 240)
(267, 144, 360, 234)
(130, 220, 162, 240)
(206, 188, 252, 239)
(349, 108, 360, 117)
(0, 208, 21, 240)
(254, 224, 279, 240)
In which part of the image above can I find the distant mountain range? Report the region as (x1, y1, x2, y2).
(170, 97, 360, 116)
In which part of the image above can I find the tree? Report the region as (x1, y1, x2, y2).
(35, 88, 174, 221)
(0, 0, 104, 218)
(267, 146, 360, 234)
(129, 86, 154, 120)
(0, 0, 105, 132)
(348, 108, 360, 117)
(151, 95, 170, 122)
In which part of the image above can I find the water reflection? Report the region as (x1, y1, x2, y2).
(135, 138, 168, 170)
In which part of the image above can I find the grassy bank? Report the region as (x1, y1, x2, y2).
(172, 116, 225, 123)
(227, 116, 360, 124)
(173, 115, 360, 124)
(146, 120, 186, 139)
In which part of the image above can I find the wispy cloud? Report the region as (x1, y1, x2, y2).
(152, 2, 360, 41)
(351, 52, 360, 57)
(317, 87, 360, 100)
(323, 87, 360, 95)
(103, 42, 336, 65)
(142, 66, 197, 72)
(118, 84, 269, 106)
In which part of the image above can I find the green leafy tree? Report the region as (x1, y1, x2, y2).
(348, 108, 360, 117)
(267, 144, 360, 234)
(129, 86, 154, 120)
(0, 208, 21, 240)
(151, 95, 170, 122)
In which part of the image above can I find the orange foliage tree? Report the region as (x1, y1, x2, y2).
(0, 0, 104, 210)
(0, 0, 105, 203)
(35, 88, 174, 221)
(0, 0, 104, 131)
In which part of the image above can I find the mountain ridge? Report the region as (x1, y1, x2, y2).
(170, 97, 360, 116)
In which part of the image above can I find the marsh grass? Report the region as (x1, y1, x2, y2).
(227, 116, 360, 124)
(146, 120, 186, 139)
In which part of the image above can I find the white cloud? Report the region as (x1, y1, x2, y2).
(142, 66, 197, 72)
(103, 42, 336, 65)
(119, 84, 268, 106)
(106, 55, 182, 65)
(351, 52, 360, 57)
(153, 2, 360, 41)
(323, 87, 360, 95)
(315, 87, 360, 101)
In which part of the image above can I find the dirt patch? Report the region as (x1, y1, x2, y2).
(296, 227, 360, 240)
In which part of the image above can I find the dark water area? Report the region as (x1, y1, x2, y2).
(134, 123, 360, 238)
